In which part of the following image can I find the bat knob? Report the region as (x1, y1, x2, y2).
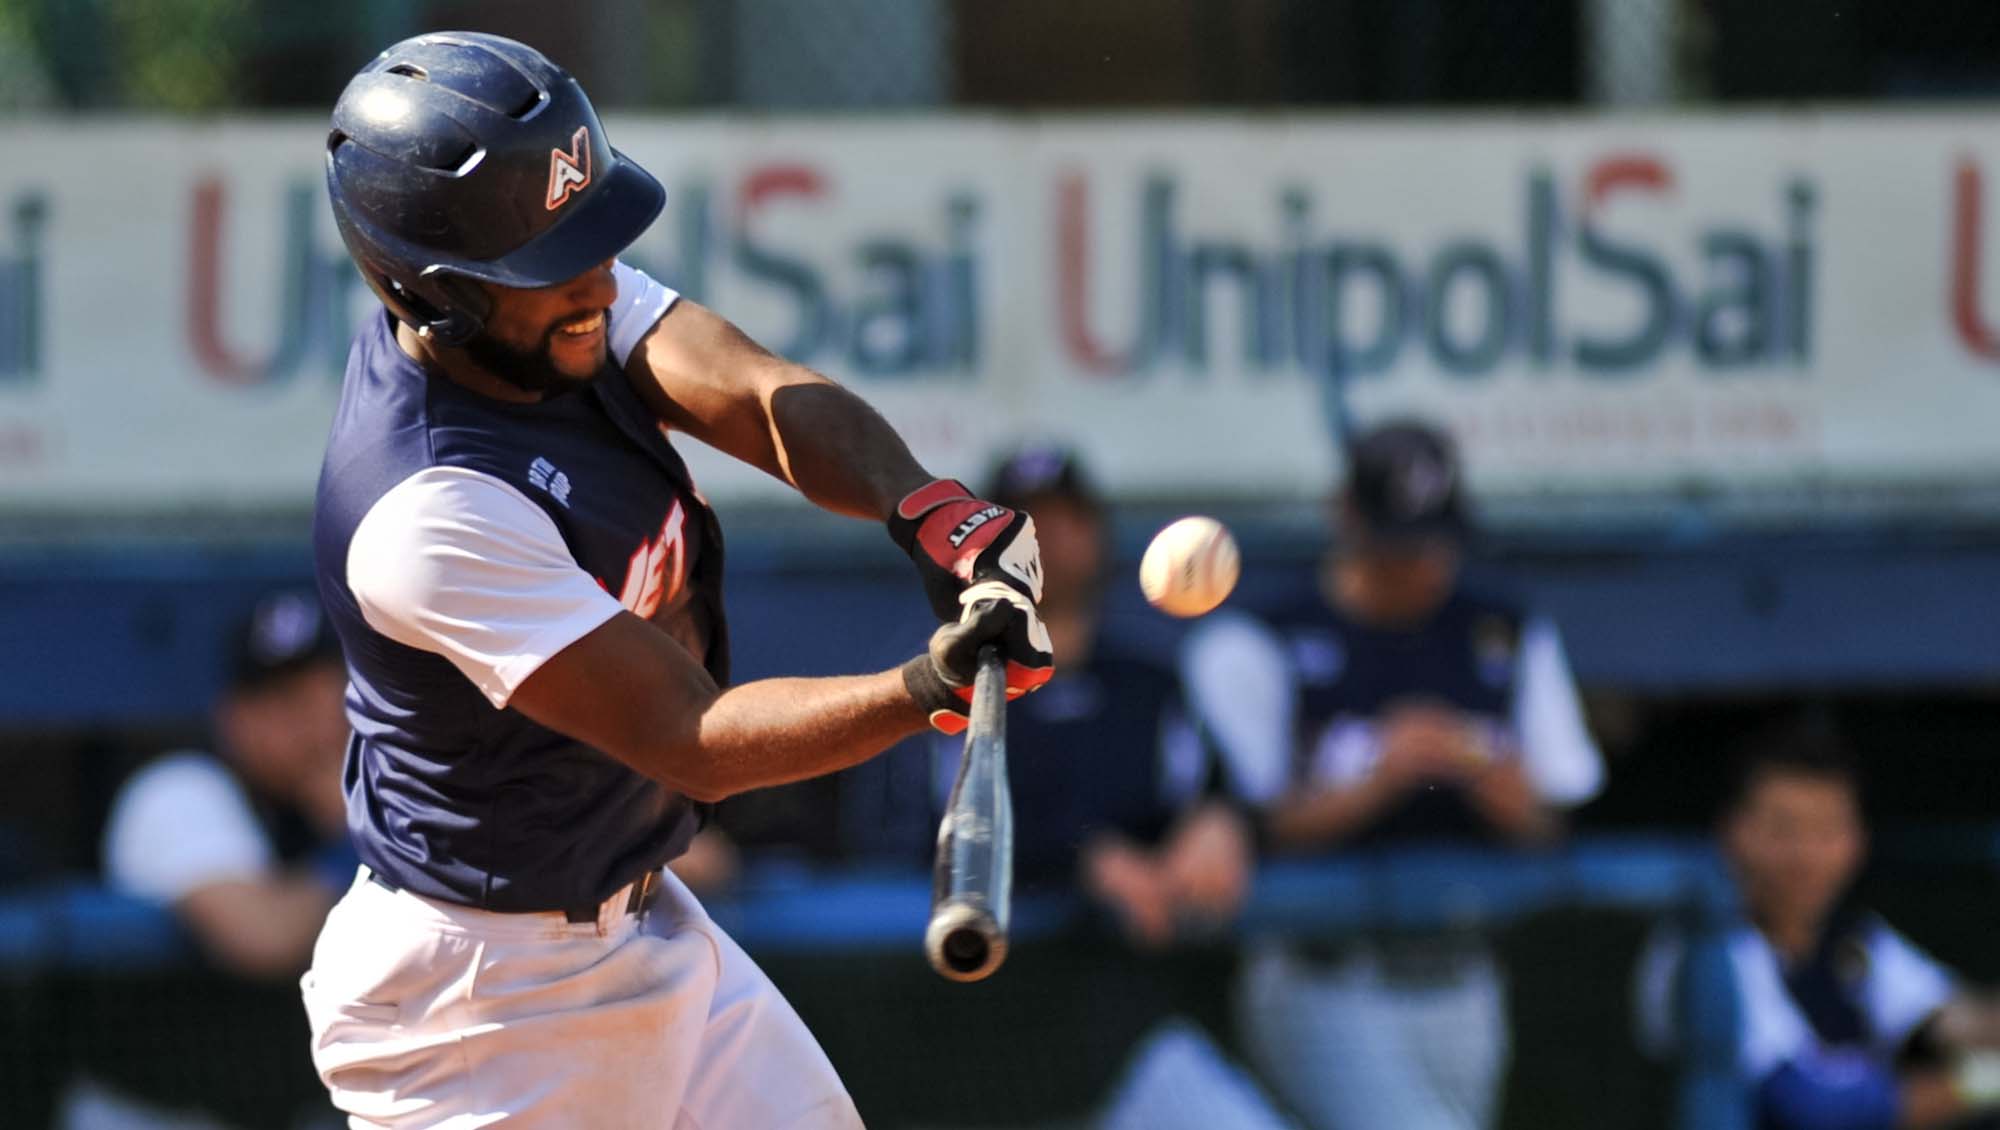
(924, 900, 1008, 982)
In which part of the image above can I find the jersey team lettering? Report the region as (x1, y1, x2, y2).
(610, 501, 688, 618)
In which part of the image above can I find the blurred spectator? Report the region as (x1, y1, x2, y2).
(1637, 724, 2000, 1130)
(101, 590, 355, 979)
(1186, 419, 1604, 1130)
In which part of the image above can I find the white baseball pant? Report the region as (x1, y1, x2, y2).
(1236, 942, 1509, 1130)
(301, 867, 863, 1129)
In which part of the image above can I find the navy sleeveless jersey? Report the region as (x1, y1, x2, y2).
(313, 308, 726, 912)
(1266, 588, 1526, 844)
(960, 641, 1198, 885)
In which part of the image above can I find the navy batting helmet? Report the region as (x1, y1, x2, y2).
(325, 32, 664, 345)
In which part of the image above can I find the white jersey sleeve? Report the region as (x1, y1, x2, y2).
(347, 466, 625, 708)
(103, 752, 274, 903)
(608, 260, 680, 367)
(1729, 927, 1816, 1079)
(1865, 920, 1955, 1048)
(1511, 616, 1605, 807)
(1181, 612, 1297, 806)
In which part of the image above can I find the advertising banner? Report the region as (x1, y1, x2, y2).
(2, 113, 1997, 511)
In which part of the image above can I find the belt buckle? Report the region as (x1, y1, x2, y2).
(624, 870, 661, 918)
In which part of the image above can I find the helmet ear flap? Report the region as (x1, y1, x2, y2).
(375, 273, 489, 346)
(422, 274, 493, 346)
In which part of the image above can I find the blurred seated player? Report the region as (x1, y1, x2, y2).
(103, 591, 356, 978)
(1185, 419, 1603, 1130)
(1637, 725, 2000, 1130)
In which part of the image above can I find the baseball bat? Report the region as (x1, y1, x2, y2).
(924, 644, 1012, 982)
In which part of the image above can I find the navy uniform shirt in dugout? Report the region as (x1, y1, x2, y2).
(931, 638, 1205, 886)
(313, 263, 725, 914)
(1267, 588, 1526, 844)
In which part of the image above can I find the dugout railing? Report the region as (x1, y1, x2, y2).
(0, 836, 1744, 1130)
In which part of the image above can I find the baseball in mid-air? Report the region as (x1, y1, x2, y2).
(1139, 516, 1240, 618)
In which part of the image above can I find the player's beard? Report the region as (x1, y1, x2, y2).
(461, 326, 601, 397)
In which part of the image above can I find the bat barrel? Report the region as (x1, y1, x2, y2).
(925, 645, 1013, 983)
(924, 899, 1007, 981)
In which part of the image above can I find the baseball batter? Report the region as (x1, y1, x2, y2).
(304, 31, 1051, 1129)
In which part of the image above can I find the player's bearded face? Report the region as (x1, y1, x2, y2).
(469, 262, 618, 394)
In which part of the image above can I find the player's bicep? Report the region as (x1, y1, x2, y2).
(509, 611, 725, 800)
(625, 297, 818, 479)
(176, 875, 335, 978)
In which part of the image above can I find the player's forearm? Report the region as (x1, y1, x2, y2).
(1470, 766, 1563, 845)
(663, 669, 929, 801)
(178, 875, 338, 979)
(1477, 799, 1561, 845)
(761, 371, 932, 520)
(1266, 780, 1399, 851)
(1900, 1072, 1966, 1129)
(513, 613, 943, 802)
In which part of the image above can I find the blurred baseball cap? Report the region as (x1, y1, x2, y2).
(984, 443, 1102, 513)
(228, 589, 340, 692)
(1342, 420, 1471, 545)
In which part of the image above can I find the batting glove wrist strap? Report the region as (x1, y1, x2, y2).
(904, 582, 1055, 734)
(888, 479, 1044, 621)
(901, 655, 969, 735)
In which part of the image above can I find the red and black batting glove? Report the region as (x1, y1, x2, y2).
(887, 479, 1043, 621)
(902, 581, 1056, 734)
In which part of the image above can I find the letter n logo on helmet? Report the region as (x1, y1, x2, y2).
(546, 126, 592, 211)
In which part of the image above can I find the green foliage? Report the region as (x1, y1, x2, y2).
(103, 0, 251, 112)
(0, 0, 56, 111)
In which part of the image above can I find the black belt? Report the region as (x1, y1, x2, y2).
(367, 869, 662, 925)
(1287, 932, 1489, 986)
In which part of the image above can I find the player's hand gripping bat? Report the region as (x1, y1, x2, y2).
(925, 645, 1012, 982)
